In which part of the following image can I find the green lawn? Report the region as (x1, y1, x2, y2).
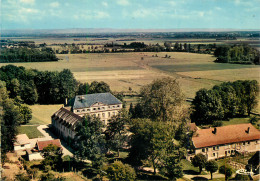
(28, 104, 63, 125)
(222, 116, 260, 127)
(18, 126, 44, 139)
(152, 63, 256, 73)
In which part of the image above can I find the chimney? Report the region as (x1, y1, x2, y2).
(246, 127, 250, 134)
(212, 127, 217, 134)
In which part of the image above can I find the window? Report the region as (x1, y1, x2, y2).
(202, 148, 205, 152)
(206, 148, 208, 151)
(102, 107, 105, 110)
(87, 109, 90, 111)
(21, 145, 24, 147)
(102, 113, 105, 117)
(108, 112, 110, 117)
(213, 147, 216, 151)
(113, 106, 115, 108)
(77, 110, 80, 112)
(225, 151, 227, 155)
(256, 141, 258, 144)
(216, 146, 219, 150)
(248, 141, 250, 145)
(93, 108, 96, 111)
(213, 153, 215, 157)
(117, 105, 120, 107)
(243, 142, 245, 146)
(98, 107, 100, 110)
(228, 150, 230, 153)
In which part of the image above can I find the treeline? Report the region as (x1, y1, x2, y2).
(1, 81, 33, 164)
(0, 47, 58, 63)
(191, 80, 259, 125)
(0, 65, 122, 105)
(214, 44, 260, 64)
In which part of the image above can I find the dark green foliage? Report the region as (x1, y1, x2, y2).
(39, 172, 65, 181)
(191, 153, 207, 173)
(219, 164, 233, 180)
(77, 82, 89, 95)
(0, 65, 78, 104)
(212, 121, 223, 127)
(105, 110, 129, 157)
(106, 160, 136, 181)
(128, 119, 179, 175)
(191, 89, 224, 125)
(0, 47, 58, 63)
(234, 174, 250, 181)
(192, 80, 259, 125)
(18, 104, 32, 124)
(88, 81, 111, 94)
(41, 144, 63, 171)
(214, 44, 259, 64)
(1, 81, 21, 153)
(205, 160, 218, 180)
(74, 115, 105, 163)
(249, 116, 259, 125)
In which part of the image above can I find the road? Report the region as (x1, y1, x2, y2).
(28, 125, 74, 157)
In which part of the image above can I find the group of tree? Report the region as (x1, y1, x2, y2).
(191, 80, 259, 125)
(214, 44, 260, 64)
(191, 154, 220, 180)
(0, 47, 58, 62)
(0, 80, 32, 166)
(0, 65, 119, 105)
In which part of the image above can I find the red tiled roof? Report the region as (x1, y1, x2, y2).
(192, 123, 260, 148)
(37, 139, 62, 151)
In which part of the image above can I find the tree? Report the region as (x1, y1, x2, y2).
(88, 81, 111, 94)
(243, 80, 259, 116)
(9, 78, 20, 98)
(77, 82, 89, 95)
(128, 119, 176, 175)
(18, 104, 32, 124)
(41, 144, 63, 171)
(205, 160, 218, 180)
(140, 77, 184, 122)
(74, 115, 105, 164)
(219, 164, 233, 180)
(15, 172, 30, 181)
(234, 174, 250, 181)
(191, 89, 224, 125)
(20, 80, 38, 104)
(192, 153, 207, 173)
(249, 116, 259, 125)
(1, 81, 21, 154)
(105, 110, 129, 157)
(106, 160, 136, 181)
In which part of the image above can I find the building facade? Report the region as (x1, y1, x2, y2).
(189, 124, 260, 160)
(51, 92, 122, 140)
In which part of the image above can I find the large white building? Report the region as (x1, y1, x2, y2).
(51, 92, 122, 140)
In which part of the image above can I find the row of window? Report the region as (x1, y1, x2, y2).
(202, 140, 258, 153)
(76, 105, 121, 113)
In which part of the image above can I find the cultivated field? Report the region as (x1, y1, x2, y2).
(2, 52, 258, 98)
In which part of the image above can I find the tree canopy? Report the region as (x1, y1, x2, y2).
(139, 77, 184, 122)
(205, 160, 218, 180)
(192, 153, 207, 174)
(106, 161, 136, 181)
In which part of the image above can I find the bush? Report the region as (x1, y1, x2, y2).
(219, 164, 233, 180)
(106, 160, 136, 181)
(212, 121, 223, 127)
(234, 174, 250, 181)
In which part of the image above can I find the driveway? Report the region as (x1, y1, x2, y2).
(28, 125, 74, 157)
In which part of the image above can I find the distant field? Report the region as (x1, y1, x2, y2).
(1, 49, 259, 113)
(18, 126, 44, 139)
(28, 104, 63, 125)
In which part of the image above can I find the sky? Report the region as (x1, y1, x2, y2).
(2, 0, 260, 30)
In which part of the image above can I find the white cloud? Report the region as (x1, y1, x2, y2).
(102, 1, 108, 7)
(74, 11, 110, 20)
(19, 0, 35, 4)
(116, 0, 130, 6)
(18, 7, 39, 14)
(215, 7, 222, 11)
(50, 2, 60, 8)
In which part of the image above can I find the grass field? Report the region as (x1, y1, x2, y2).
(1, 45, 259, 116)
(17, 126, 44, 139)
(28, 104, 63, 125)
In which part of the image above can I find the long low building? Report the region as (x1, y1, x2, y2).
(190, 123, 260, 160)
(51, 92, 122, 140)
